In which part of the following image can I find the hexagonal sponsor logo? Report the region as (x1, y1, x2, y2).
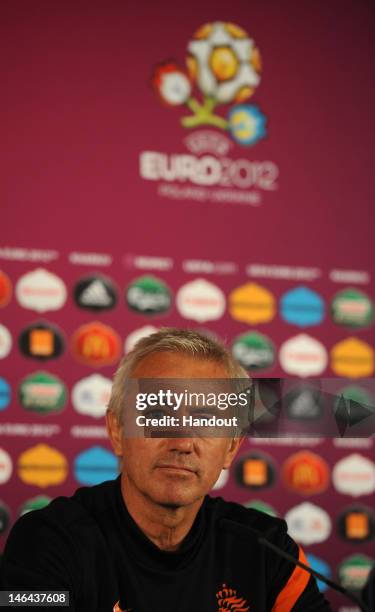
(0, 378, 11, 411)
(17, 444, 68, 487)
(332, 454, 375, 497)
(211, 469, 229, 491)
(285, 502, 331, 545)
(235, 452, 276, 489)
(306, 554, 331, 593)
(0, 324, 12, 359)
(0, 448, 12, 484)
(124, 326, 158, 354)
(232, 331, 275, 371)
(279, 334, 328, 377)
(280, 286, 325, 328)
(19, 495, 51, 516)
(0, 271, 12, 307)
(72, 374, 112, 418)
(229, 282, 275, 325)
(337, 505, 375, 542)
(74, 446, 118, 486)
(0, 500, 10, 534)
(243, 499, 278, 517)
(71, 322, 121, 367)
(126, 275, 172, 315)
(74, 274, 118, 311)
(176, 278, 225, 322)
(330, 337, 374, 378)
(282, 451, 329, 495)
(18, 371, 67, 415)
(18, 321, 64, 360)
(284, 383, 323, 420)
(338, 554, 374, 592)
(331, 288, 374, 328)
(16, 268, 67, 313)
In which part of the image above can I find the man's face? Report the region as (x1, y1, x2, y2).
(107, 351, 242, 508)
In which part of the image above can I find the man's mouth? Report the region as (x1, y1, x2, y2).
(155, 464, 197, 474)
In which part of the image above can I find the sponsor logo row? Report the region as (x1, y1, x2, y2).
(0, 320, 374, 377)
(1, 269, 374, 328)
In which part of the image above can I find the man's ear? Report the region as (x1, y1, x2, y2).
(106, 410, 123, 457)
(223, 437, 244, 469)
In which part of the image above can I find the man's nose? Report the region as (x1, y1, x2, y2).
(165, 436, 194, 453)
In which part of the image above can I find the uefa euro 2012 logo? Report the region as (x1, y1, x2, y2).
(152, 21, 266, 147)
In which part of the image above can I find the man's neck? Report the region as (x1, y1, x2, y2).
(120, 474, 203, 552)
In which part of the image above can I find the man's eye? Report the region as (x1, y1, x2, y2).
(145, 409, 167, 420)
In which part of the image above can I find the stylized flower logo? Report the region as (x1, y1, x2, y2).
(152, 21, 266, 146)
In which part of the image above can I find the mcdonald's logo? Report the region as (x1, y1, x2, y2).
(71, 322, 121, 367)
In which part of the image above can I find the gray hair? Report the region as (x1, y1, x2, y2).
(108, 327, 248, 422)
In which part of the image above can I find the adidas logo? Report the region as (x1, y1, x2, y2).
(80, 280, 112, 306)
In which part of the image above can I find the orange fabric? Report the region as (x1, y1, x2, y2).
(271, 546, 311, 612)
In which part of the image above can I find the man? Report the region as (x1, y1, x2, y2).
(1, 328, 331, 611)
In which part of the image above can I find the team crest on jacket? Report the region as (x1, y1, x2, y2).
(216, 583, 250, 611)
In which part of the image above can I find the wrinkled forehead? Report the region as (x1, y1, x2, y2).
(131, 350, 231, 379)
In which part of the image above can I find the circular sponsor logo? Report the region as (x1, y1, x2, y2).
(0, 501, 10, 534)
(284, 383, 323, 420)
(0, 448, 13, 484)
(282, 451, 330, 495)
(229, 282, 275, 325)
(124, 326, 158, 354)
(211, 469, 229, 491)
(17, 444, 68, 487)
(338, 554, 375, 592)
(19, 495, 51, 516)
(74, 446, 118, 486)
(306, 554, 331, 592)
(336, 385, 374, 426)
(232, 331, 275, 371)
(0, 271, 12, 307)
(330, 337, 374, 378)
(0, 324, 12, 359)
(18, 371, 67, 415)
(333, 453, 375, 497)
(279, 334, 328, 377)
(71, 322, 121, 367)
(126, 276, 172, 315)
(74, 274, 118, 311)
(337, 504, 375, 543)
(243, 499, 278, 517)
(176, 279, 225, 323)
(18, 322, 64, 360)
(0, 378, 11, 411)
(285, 502, 331, 545)
(280, 286, 325, 328)
(235, 452, 276, 489)
(72, 374, 112, 418)
(331, 288, 374, 328)
(16, 268, 67, 313)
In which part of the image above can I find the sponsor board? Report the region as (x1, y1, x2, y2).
(0, 324, 12, 359)
(232, 331, 275, 371)
(306, 554, 331, 592)
(331, 288, 374, 328)
(285, 502, 331, 545)
(126, 276, 171, 315)
(0, 377, 11, 411)
(0, 448, 13, 484)
(0, 270, 12, 307)
(235, 452, 275, 489)
(330, 338, 374, 378)
(19, 495, 51, 516)
(332, 453, 375, 497)
(176, 278, 225, 322)
(337, 505, 375, 542)
(0, 501, 10, 534)
(71, 322, 121, 367)
(74, 446, 118, 486)
(18, 322, 64, 360)
(282, 451, 329, 495)
(243, 499, 278, 517)
(124, 326, 159, 354)
(18, 371, 67, 415)
(280, 286, 325, 327)
(72, 374, 112, 418)
(74, 274, 118, 311)
(338, 554, 374, 592)
(279, 334, 328, 377)
(229, 282, 275, 324)
(16, 268, 67, 312)
(17, 444, 68, 487)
